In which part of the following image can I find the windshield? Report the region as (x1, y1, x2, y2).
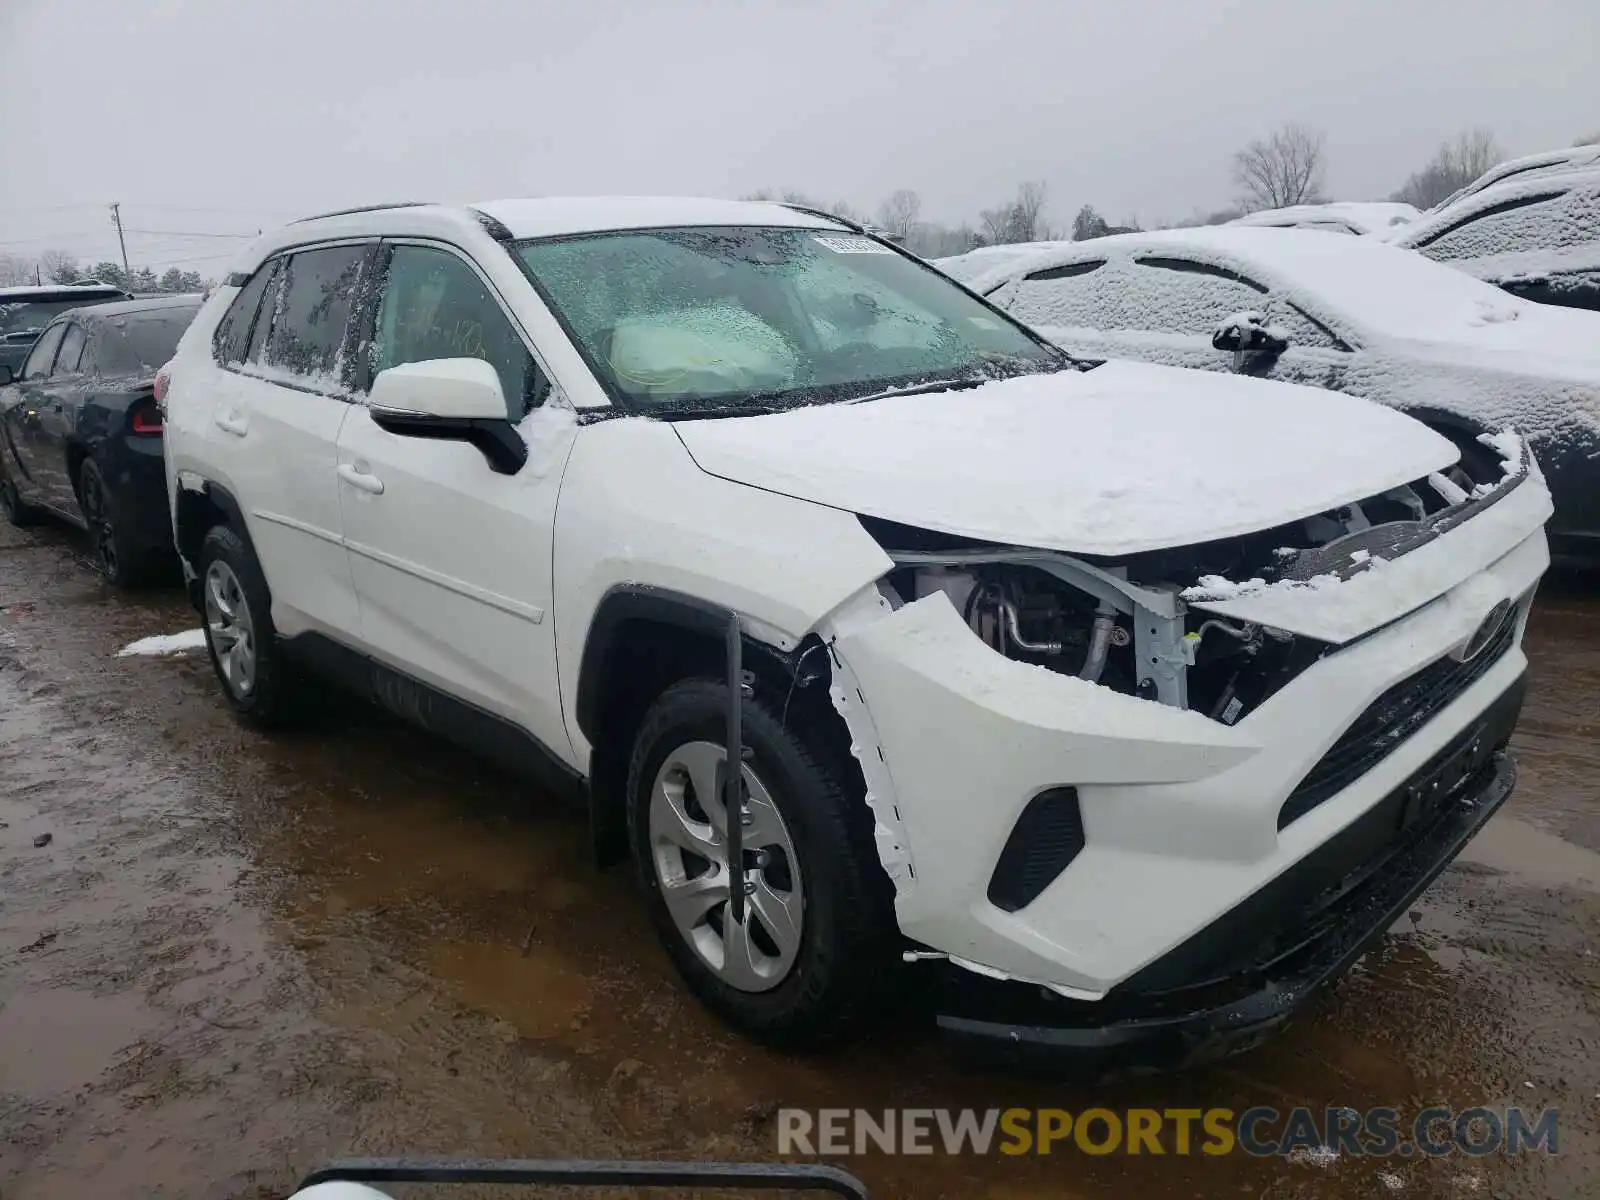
(0, 299, 87, 339)
(514, 226, 1067, 414)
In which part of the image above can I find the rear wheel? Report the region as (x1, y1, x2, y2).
(78, 458, 163, 587)
(197, 523, 304, 727)
(627, 678, 900, 1049)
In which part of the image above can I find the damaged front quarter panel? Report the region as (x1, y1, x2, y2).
(817, 585, 1257, 986)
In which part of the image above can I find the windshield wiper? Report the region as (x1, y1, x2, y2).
(841, 376, 990, 406)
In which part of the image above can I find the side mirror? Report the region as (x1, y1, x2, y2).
(369, 358, 527, 475)
(1212, 311, 1288, 356)
(0, 365, 13, 387)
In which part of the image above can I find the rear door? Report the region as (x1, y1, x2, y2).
(6, 322, 69, 508)
(206, 242, 374, 640)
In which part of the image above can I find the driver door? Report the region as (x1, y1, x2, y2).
(5, 322, 69, 510)
(336, 240, 576, 758)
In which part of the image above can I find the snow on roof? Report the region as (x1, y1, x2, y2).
(933, 242, 1071, 284)
(471, 196, 843, 240)
(969, 225, 1589, 354)
(228, 196, 849, 278)
(1228, 202, 1420, 236)
(0, 283, 128, 299)
(1433, 144, 1600, 213)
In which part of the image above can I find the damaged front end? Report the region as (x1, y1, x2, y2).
(863, 432, 1538, 729)
(820, 433, 1549, 1073)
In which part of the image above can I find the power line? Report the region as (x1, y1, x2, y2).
(124, 228, 256, 239)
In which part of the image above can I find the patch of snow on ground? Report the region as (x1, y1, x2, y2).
(117, 629, 207, 657)
(1287, 1144, 1339, 1168)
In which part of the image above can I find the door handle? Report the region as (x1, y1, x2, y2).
(336, 463, 385, 495)
(214, 411, 248, 437)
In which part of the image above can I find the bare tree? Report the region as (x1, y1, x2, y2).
(1011, 180, 1050, 241)
(1072, 205, 1109, 241)
(1231, 123, 1327, 211)
(37, 249, 81, 284)
(0, 254, 36, 286)
(1390, 128, 1505, 209)
(877, 189, 921, 241)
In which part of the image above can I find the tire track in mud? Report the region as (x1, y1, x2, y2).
(2, 521, 1598, 1198)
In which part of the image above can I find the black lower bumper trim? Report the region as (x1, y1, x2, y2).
(936, 677, 1524, 1078)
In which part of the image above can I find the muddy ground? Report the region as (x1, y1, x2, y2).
(1, 517, 1596, 1200)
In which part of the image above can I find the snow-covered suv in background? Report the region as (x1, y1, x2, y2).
(160, 198, 1551, 1073)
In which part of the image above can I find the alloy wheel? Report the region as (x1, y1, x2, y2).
(79, 471, 118, 578)
(203, 559, 257, 697)
(648, 740, 805, 993)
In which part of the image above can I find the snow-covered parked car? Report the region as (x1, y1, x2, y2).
(971, 226, 1600, 567)
(1227, 201, 1420, 237)
(1390, 167, 1600, 314)
(161, 198, 1550, 1074)
(1428, 143, 1600, 215)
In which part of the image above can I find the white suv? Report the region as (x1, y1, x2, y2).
(160, 197, 1551, 1072)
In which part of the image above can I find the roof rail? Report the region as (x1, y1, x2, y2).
(775, 202, 867, 234)
(289, 201, 436, 225)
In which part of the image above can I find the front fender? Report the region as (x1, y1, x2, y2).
(553, 417, 892, 760)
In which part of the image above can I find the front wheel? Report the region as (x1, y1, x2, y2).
(627, 678, 900, 1049)
(0, 460, 39, 528)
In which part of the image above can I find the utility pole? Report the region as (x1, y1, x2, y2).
(109, 202, 130, 274)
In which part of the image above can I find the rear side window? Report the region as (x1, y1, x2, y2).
(213, 266, 276, 365)
(261, 244, 369, 387)
(54, 323, 88, 375)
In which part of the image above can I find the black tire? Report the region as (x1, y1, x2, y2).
(78, 458, 164, 587)
(196, 523, 304, 727)
(627, 677, 901, 1050)
(0, 461, 39, 527)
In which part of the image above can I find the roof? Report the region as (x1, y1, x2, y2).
(0, 283, 130, 301)
(78, 293, 206, 320)
(231, 196, 848, 276)
(1227, 202, 1420, 236)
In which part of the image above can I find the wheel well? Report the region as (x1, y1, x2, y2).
(580, 597, 848, 869)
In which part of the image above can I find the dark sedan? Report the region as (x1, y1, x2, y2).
(0, 294, 202, 585)
(0, 282, 134, 377)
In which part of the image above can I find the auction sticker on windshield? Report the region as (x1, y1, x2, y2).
(813, 233, 894, 254)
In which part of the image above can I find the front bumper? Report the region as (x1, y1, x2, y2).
(935, 678, 1522, 1076)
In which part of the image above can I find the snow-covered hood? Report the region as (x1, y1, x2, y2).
(1389, 300, 1600, 379)
(672, 361, 1460, 557)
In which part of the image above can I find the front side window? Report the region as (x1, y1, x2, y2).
(54, 323, 88, 375)
(372, 245, 547, 419)
(261, 244, 368, 387)
(1005, 260, 1108, 328)
(514, 226, 1064, 414)
(1121, 259, 1269, 336)
(1268, 301, 1351, 351)
(20, 323, 66, 380)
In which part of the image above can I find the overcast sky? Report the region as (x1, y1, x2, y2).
(1, 0, 1595, 272)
